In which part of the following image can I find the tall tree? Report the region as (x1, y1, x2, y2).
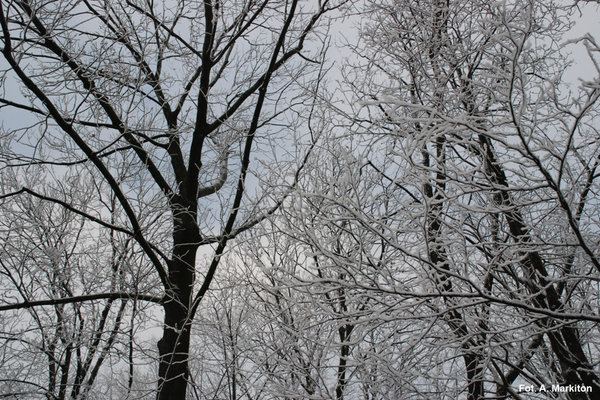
(347, 0, 600, 398)
(0, 168, 145, 399)
(0, 0, 344, 398)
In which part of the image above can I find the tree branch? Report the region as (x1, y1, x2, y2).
(0, 292, 162, 312)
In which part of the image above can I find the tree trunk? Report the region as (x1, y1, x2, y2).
(464, 353, 484, 400)
(157, 300, 192, 400)
(546, 328, 600, 400)
(157, 207, 199, 400)
(336, 325, 353, 400)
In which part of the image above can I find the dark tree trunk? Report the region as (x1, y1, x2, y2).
(156, 205, 199, 400)
(546, 328, 600, 400)
(157, 300, 192, 400)
(336, 324, 353, 400)
(464, 353, 484, 400)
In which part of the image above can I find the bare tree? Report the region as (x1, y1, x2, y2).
(0, 0, 345, 398)
(345, 0, 600, 398)
(181, 0, 600, 398)
(0, 167, 152, 399)
(226, 138, 439, 399)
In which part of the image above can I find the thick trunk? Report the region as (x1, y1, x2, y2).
(336, 325, 353, 400)
(157, 208, 199, 400)
(156, 300, 192, 400)
(546, 328, 600, 400)
(464, 353, 484, 400)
